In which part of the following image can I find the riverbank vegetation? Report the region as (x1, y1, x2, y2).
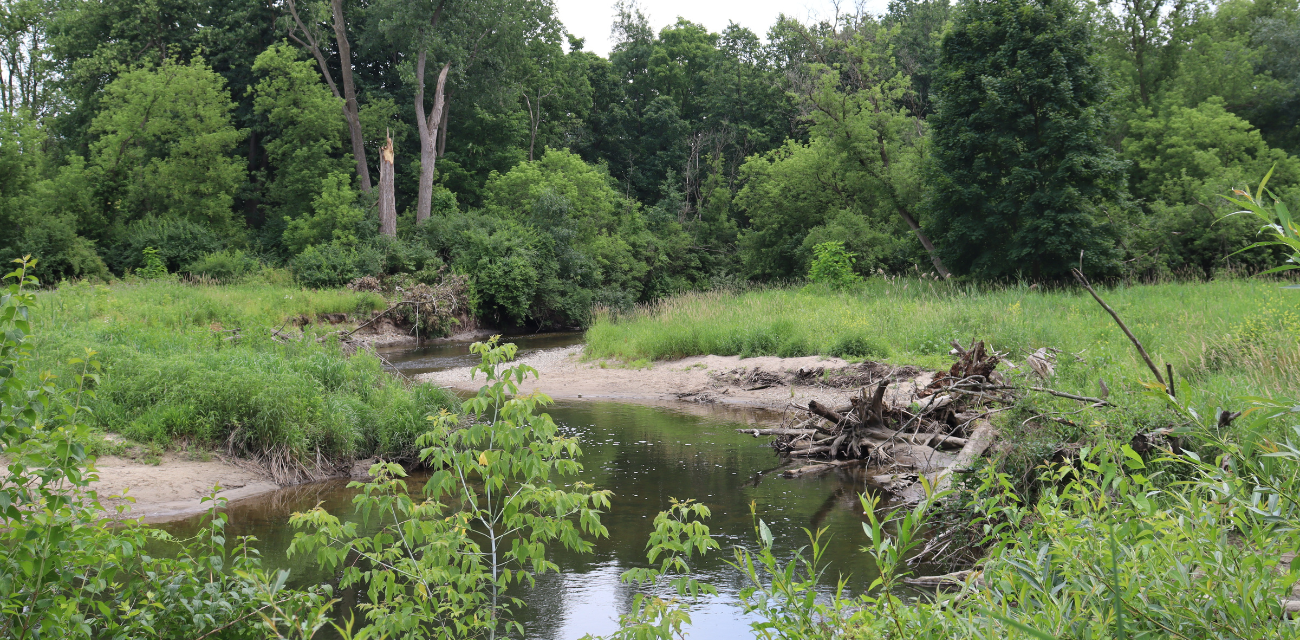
(29, 274, 459, 477)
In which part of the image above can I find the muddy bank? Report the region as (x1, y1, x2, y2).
(89, 454, 280, 523)
(415, 346, 935, 412)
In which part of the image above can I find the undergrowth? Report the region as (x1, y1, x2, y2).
(27, 278, 456, 472)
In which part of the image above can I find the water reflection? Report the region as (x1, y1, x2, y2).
(376, 331, 585, 375)
(160, 400, 887, 639)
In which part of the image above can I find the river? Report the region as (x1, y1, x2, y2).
(159, 335, 891, 639)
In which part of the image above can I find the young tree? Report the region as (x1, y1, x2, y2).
(927, 0, 1125, 279)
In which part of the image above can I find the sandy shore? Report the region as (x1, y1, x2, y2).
(416, 346, 933, 412)
(89, 454, 280, 523)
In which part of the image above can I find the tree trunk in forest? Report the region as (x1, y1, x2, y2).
(415, 53, 451, 224)
(379, 135, 396, 237)
(438, 103, 449, 157)
(284, 0, 372, 192)
(895, 204, 953, 279)
(330, 0, 371, 192)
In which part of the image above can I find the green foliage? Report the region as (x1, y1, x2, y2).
(184, 248, 263, 282)
(0, 113, 108, 283)
(0, 258, 333, 638)
(587, 278, 1300, 397)
(1126, 98, 1300, 207)
(607, 498, 720, 640)
(420, 149, 660, 327)
(282, 172, 368, 254)
(251, 42, 352, 234)
(31, 277, 445, 466)
(138, 246, 168, 279)
(928, 0, 1125, 279)
(289, 338, 611, 639)
(289, 242, 384, 289)
(89, 56, 245, 237)
(1224, 167, 1300, 274)
(103, 217, 224, 275)
(807, 241, 862, 288)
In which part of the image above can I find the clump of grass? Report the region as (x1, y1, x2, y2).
(29, 279, 454, 476)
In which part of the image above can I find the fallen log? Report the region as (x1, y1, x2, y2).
(790, 445, 832, 456)
(782, 459, 865, 478)
(737, 428, 820, 437)
(807, 400, 846, 426)
(862, 426, 967, 450)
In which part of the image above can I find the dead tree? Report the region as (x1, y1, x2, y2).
(379, 135, 396, 237)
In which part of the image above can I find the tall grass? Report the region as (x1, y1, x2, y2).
(587, 277, 1300, 400)
(27, 279, 456, 474)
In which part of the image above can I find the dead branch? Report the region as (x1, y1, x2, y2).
(1071, 268, 1166, 386)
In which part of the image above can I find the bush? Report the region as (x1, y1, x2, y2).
(184, 249, 262, 282)
(829, 333, 890, 359)
(807, 241, 862, 288)
(106, 218, 223, 275)
(290, 242, 384, 288)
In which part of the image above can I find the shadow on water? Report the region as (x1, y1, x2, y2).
(158, 400, 890, 639)
(376, 331, 585, 376)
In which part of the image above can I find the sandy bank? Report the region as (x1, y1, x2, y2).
(416, 346, 934, 412)
(89, 454, 280, 523)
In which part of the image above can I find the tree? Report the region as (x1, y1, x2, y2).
(0, 0, 53, 116)
(89, 56, 245, 237)
(249, 42, 350, 240)
(283, 0, 372, 192)
(798, 20, 953, 278)
(927, 0, 1125, 279)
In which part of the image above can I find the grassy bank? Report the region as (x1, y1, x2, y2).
(588, 278, 1299, 393)
(29, 279, 457, 475)
(588, 278, 1300, 455)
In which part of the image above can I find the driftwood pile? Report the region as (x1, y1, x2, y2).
(738, 340, 1005, 498)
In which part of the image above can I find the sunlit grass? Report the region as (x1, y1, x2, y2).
(25, 279, 452, 469)
(586, 277, 1300, 404)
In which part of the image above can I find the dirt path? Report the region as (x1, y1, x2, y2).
(415, 346, 934, 412)
(89, 454, 279, 523)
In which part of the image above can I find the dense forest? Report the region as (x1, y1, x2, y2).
(2, 0, 1299, 327)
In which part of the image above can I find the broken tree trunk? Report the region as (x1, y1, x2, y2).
(379, 135, 396, 237)
(415, 57, 450, 224)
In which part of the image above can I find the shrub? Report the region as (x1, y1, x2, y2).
(807, 241, 862, 288)
(138, 247, 169, 278)
(105, 217, 223, 275)
(184, 249, 262, 282)
(829, 333, 890, 359)
(290, 242, 384, 288)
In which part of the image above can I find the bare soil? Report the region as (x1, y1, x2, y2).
(415, 346, 934, 412)
(89, 453, 279, 523)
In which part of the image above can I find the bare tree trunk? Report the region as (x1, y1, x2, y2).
(379, 135, 396, 237)
(895, 204, 952, 279)
(524, 93, 539, 162)
(330, 0, 371, 192)
(414, 50, 451, 224)
(438, 103, 449, 157)
(284, 0, 371, 192)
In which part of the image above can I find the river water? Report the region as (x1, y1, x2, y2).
(159, 336, 890, 639)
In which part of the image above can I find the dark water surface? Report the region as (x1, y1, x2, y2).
(160, 401, 885, 639)
(376, 331, 585, 375)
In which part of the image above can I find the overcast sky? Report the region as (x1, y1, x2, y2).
(553, 0, 892, 57)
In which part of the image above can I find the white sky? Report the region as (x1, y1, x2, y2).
(553, 0, 892, 57)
